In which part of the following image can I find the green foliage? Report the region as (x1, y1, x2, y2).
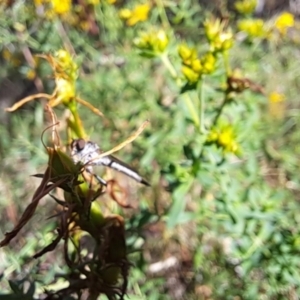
(1, 0, 300, 299)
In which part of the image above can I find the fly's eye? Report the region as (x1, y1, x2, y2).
(71, 139, 86, 151)
(76, 139, 86, 151)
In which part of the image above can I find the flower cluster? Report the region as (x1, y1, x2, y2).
(178, 44, 216, 83)
(34, 0, 72, 16)
(204, 18, 234, 53)
(274, 12, 294, 35)
(177, 18, 233, 85)
(234, 0, 257, 15)
(33, 0, 101, 33)
(237, 19, 269, 39)
(207, 124, 240, 154)
(134, 29, 169, 57)
(237, 11, 295, 41)
(268, 91, 286, 119)
(119, 3, 151, 26)
(51, 50, 78, 105)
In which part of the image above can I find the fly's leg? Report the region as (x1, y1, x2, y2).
(87, 170, 107, 187)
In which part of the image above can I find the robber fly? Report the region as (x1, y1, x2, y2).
(70, 139, 150, 186)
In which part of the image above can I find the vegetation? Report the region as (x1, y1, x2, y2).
(0, 0, 300, 299)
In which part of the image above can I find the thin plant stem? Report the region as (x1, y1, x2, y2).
(212, 95, 227, 126)
(183, 93, 200, 130)
(160, 53, 200, 130)
(155, 0, 170, 30)
(198, 77, 205, 133)
(68, 101, 87, 139)
(160, 53, 177, 79)
(222, 51, 231, 75)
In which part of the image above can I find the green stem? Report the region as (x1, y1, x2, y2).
(160, 53, 200, 130)
(67, 100, 87, 138)
(222, 50, 231, 76)
(198, 78, 205, 133)
(183, 93, 200, 130)
(160, 53, 178, 79)
(212, 95, 227, 126)
(155, 0, 170, 29)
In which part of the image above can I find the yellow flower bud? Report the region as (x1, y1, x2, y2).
(218, 128, 233, 148)
(119, 4, 151, 26)
(234, 0, 257, 15)
(219, 31, 234, 50)
(178, 44, 193, 61)
(55, 49, 78, 81)
(238, 19, 267, 38)
(51, 0, 71, 15)
(207, 129, 219, 142)
(228, 141, 239, 154)
(268, 92, 286, 119)
(204, 18, 223, 41)
(204, 18, 233, 52)
(119, 9, 132, 20)
(178, 45, 198, 67)
(191, 58, 202, 73)
(207, 125, 240, 154)
(156, 30, 169, 52)
(134, 29, 168, 56)
(201, 52, 216, 74)
(56, 78, 76, 104)
(181, 65, 200, 83)
(274, 12, 294, 35)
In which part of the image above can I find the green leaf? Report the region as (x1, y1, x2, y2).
(166, 178, 194, 228)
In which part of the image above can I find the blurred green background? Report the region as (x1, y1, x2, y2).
(1, 0, 300, 299)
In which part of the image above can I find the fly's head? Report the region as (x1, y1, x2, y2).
(70, 139, 100, 165)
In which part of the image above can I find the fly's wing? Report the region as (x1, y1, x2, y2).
(97, 154, 150, 186)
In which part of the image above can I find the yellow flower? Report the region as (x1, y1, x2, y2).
(51, 0, 71, 15)
(218, 127, 234, 148)
(268, 91, 285, 103)
(207, 125, 240, 154)
(201, 52, 216, 74)
(119, 9, 131, 19)
(178, 46, 217, 81)
(274, 12, 294, 35)
(55, 49, 78, 81)
(178, 44, 198, 66)
(181, 66, 200, 83)
(119, 3, 150, 26)
(206, 129, 218, 142)
(234, 0, 257, 15)
(204, 18, 224, 41)
(191, 59, 202, 73)
(134, 29, 168, 56)
(238, 19, 268, 38)
(156, 30, 169, 52)
(56, 78, 76, 104)
(26, 69, 36, 80)
(209, 30, 233, 52)
(268, 92, 286, 119)
(204, 18, 233, 52)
